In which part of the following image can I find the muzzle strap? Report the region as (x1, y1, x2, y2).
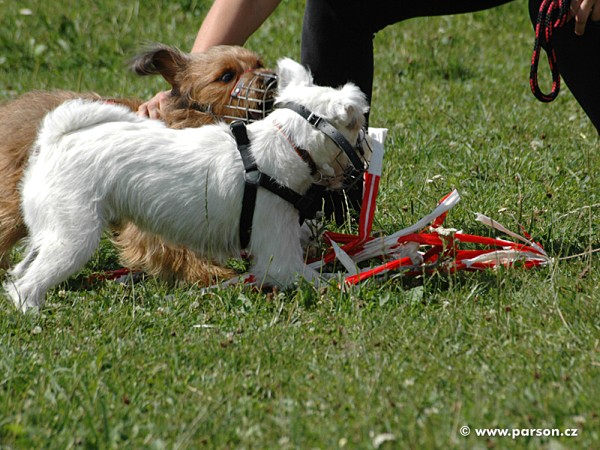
(274, 101, 365, 173)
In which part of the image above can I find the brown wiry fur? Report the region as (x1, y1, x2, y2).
(0, 44, 274, 286)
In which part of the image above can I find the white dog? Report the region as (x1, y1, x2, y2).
(4, 58, 369, 311)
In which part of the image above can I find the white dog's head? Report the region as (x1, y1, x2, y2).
(272, 58, 370, 189)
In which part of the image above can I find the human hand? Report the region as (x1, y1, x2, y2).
(570, 0, 600, 35)
(137, 90, 171, 119)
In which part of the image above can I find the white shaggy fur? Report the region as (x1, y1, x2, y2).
(4, 58, 368, 311)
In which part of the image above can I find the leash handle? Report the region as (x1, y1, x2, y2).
(530, 0, 571, 102)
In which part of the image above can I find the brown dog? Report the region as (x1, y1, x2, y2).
(0, 44, 277, 285)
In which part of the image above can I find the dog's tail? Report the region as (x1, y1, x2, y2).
(36, 98, 147, 149)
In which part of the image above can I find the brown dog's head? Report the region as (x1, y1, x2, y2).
(130, 44, 277, 128)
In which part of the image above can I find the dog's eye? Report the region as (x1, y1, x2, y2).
(219, 71, 236, 83)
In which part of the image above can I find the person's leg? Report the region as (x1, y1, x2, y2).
(302, 0, 516, 102)
(301, 1, 374, 223)
(301, 0, 516, 223)
(529, 0, 600, 134)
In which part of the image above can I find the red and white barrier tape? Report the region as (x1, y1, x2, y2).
(208, 128, 551, 289)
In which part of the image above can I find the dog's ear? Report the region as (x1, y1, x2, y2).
(276, 58, 313, 91)
(129, 44, 190, 88)
(332, 83, 369, 130)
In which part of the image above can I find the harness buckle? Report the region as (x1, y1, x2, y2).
(244, 169, 262, 186)
(306, 112, 322, 128)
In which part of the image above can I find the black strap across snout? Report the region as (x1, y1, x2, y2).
(230, 121, 320, 249)
(273, 101, 364, 172)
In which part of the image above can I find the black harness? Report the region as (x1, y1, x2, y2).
(231, 102, 366, 249)
(230, 120, 322, 249)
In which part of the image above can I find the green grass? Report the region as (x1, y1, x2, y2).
(1, 1, 599, 448)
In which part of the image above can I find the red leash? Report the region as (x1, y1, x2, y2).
(530, 0, 571, 102)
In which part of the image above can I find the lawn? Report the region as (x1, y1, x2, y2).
(1, 1, 598, 449)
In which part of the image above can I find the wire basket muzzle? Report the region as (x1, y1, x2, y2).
(223, 71, 278, 123)
(342, 128, 371, 188)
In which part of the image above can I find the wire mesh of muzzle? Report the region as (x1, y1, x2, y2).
(223, 71, 278, 123)
(330, 127, 372, 190)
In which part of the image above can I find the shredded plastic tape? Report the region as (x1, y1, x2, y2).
(207, 128, 550, 289)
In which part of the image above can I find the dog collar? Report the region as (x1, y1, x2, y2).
(273, 101, 365, 174)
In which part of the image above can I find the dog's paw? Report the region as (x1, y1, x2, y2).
(2, 280, 40, 313)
